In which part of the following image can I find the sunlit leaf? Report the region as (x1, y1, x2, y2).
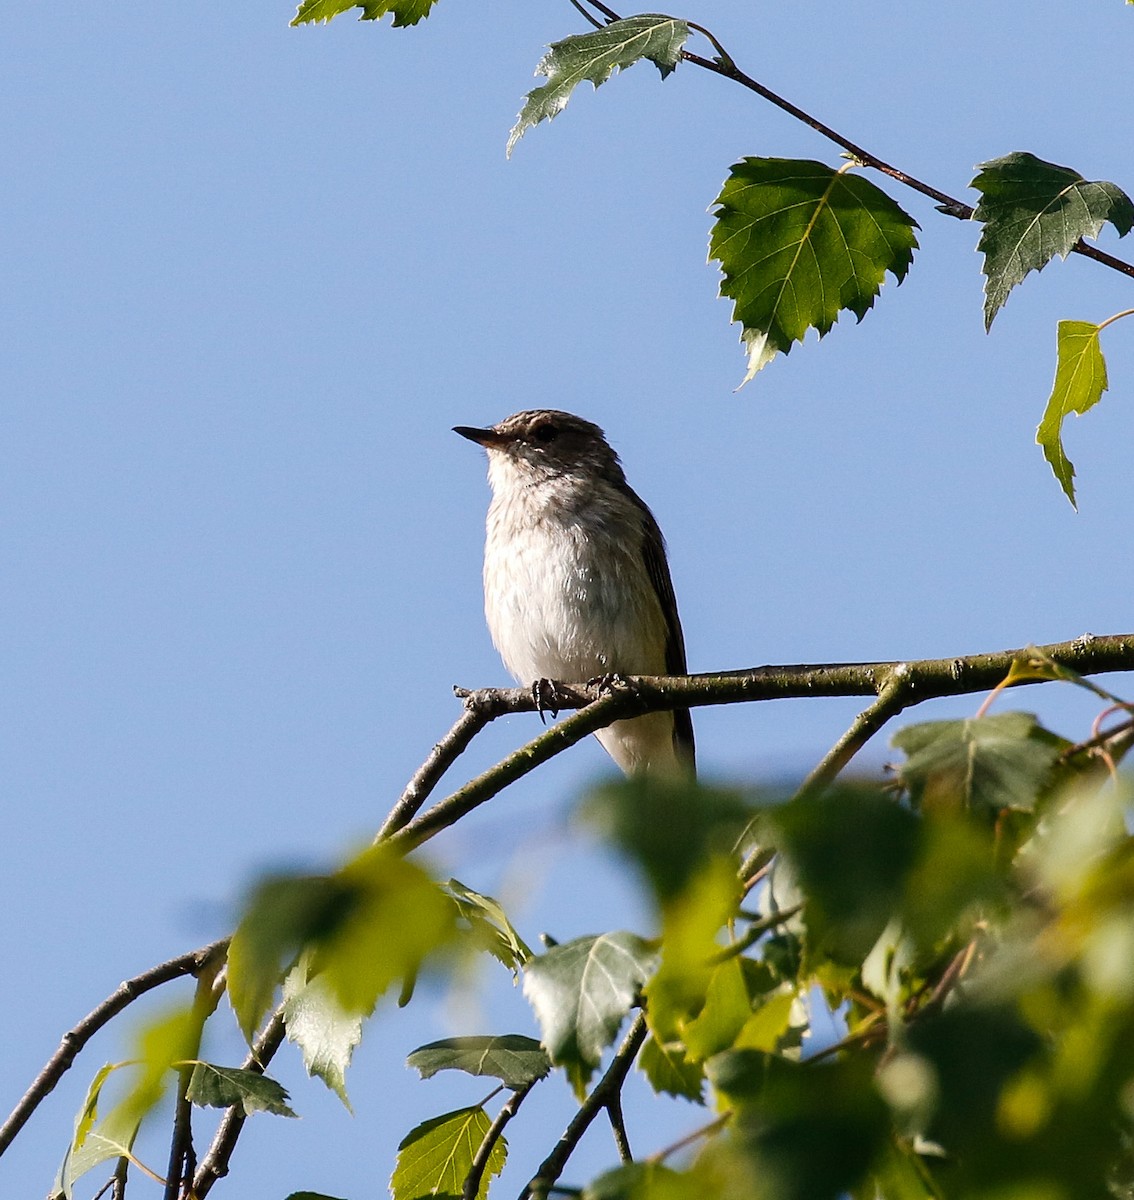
(446, 878, 532, 971)
(710, 158, 917, 381)
(283, 964, 364, 1107)
(291, 0, 439, 27)
(186, 1062, 297, 1118)
(523, 931, 656, 1097)
(391, 1106, 504, 1200)
(683, 957, 753, 1061)
(508, 15, 689, 155)
(972, 152, 1134, 328)
(583, 1161, 690, 1200)
(1036, 320, 1108, 508)
(645, 857, 741, 1042)
(407, 1035, 550, 1089)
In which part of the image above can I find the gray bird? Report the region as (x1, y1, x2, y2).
(455, 410, 695, 777)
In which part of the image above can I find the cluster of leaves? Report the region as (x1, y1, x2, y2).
(55, 660, 1134, 1200)
(292, 4, 1133, 506)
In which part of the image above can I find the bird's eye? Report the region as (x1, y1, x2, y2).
(531, 423, 559, 444)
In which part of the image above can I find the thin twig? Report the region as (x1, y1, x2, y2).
(565, 0, 603, 29)
(649, 1111, 730, 1164)
(380, 705, 491, 837)
(463, 1080, 538, 1200)
(521, 1012, 649, 1200)
(606, 1093, 632, 1162)
(709, 905, 803, 964)
(0, 939, 228, 1157)
(191, 1010, 287, 1198)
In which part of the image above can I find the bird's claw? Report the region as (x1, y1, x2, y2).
(532, 678, 561, 723)
(587, 672, 629, 696)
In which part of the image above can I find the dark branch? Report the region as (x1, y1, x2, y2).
(463, 1080, 538, 1200)
(521, 1012, 648, 1200)
(191, 1010, 287, 1198)
(0, 939, 228, 1158)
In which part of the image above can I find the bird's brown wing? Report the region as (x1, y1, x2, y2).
(641, 508, 696, 776)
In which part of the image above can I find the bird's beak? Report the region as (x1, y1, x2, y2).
(453, 425, 506, 447)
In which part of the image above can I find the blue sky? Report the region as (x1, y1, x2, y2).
(2, 2, 1133, 1197)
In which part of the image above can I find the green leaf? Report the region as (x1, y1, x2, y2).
(892, 712, 1066, 819)
(583, 1161, 689, 1200)
(1036, 319, 1108, 508)
(283, 964, 364, 1107)
(972, 152, 1134, 328)
(446, 878, 532, 971)
(645, 857, 741, 1043)
(185, 1062, 297, 1118)
(710, 158, 918, 382)
(56, 1063, 130, 1199)
(774, 785, 921, 967)
(508, 15, 690, 156)
(582, 777, 756, 903)
(285, 1193, 350, 1200)
(407, 1035, 550, 1089)
(291, 0, 439, 28)
(391, 1106, 504, 1200)
(638, 1034, 705, 1102)
(522, 931, 657, 1097)
(228, 844, 457, 1041)
(682, 957, 753, 1061)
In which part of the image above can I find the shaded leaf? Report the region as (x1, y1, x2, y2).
(186, 1062, 297, 1118)
(283, 964, 364, 1107)
(583, 1161, 689, 1200)
(286, 1193, 350, 1200)
(1036, 320, 1108, 508)
(583, 777, 757, 903)
(292, 0, 438, 27)
(774, 785, 920, 966)
(523, 931, 657, 1097)
(508, 16, 689, 155)
(446, 878, 532, 970)
(391, 1105, 504, 1200)
(407, 1034, 550, 1089)
(638, 1034, 705, 1102)
(972, 152, 1134, 328)
(710, 158, 918, 381)
(892, 712, 1066, 819)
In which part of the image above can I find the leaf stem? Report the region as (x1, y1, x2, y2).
(1097, 306, 1134, 332)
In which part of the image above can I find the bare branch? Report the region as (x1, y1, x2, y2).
(0, 939, 228, 1158)
(521, 1012, 648, 1200)
(191, 1010, 287, 1198)
(462, 1080, 538, 1200)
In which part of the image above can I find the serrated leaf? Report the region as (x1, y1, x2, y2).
(407, 1035, 550, 1089)
(522, 931, 657, 1097)
(508, 15, 689, 155)
(1036, 320, 1108, 508)
(391, 1106, 504, 1200)
(972, 152, 1134, 328)
(892, 712, 1066, 818)
(56, 1101, 143, 1200)
(638, 1034, 705, 1102)
(291, 0, 438, 27)
(186, 1062, 297, 1118)
(710, 158, 918, 381)
(283, 965, 364, 1107)
(446, 878, 532, 971)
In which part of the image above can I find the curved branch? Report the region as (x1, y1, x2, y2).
(521, 1012, 648, 1200)
(191, 1010, 287, 1198)
(463, 1079, 538, 1200)
(0, 939, 229, 1158)
(392, 635, 1134, 854)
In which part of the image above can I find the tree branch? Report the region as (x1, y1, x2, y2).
(391, 635, 1134, 854)
(463, 1080, 538, 1200)
(0, 939, 228, 1158)
(191, 1010, 287, 1198)
(521, 1012, 648, 1200)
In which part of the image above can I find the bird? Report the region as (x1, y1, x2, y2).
(454, 409, 695, 777)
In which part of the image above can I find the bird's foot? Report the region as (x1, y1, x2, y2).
(587, 672, 630, 696)
(531, 678, 564, 723)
